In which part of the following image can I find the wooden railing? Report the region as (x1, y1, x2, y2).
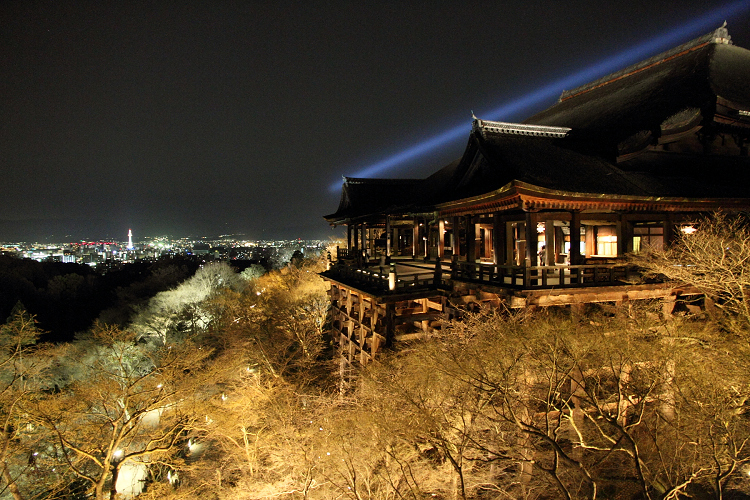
(336, 246, 354, 260)
(450, 261, 634, 288)
(324, 260, 443, 294)
(324, 258, 636, 294)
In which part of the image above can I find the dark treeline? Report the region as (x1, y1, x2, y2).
(0, 255, 205, 341)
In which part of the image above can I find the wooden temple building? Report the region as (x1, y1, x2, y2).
(321, 25, 750, 374)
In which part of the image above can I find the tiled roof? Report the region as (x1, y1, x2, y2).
(326, 26, 750, 224)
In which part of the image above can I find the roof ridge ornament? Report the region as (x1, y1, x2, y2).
(472, 117, 571, 139)
(714, 21, 731, 44)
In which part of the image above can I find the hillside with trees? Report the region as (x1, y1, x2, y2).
(1, 220, 750, 500)
(0, 255, 206, 341)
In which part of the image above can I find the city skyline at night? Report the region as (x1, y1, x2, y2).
(3, 2, 750, 242)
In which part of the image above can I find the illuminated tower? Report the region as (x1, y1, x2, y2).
(127, 229, 134, 250)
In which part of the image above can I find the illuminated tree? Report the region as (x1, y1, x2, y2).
(0, 306, 53, 500)
(634, 212, 750, 340)
(239, 263, 265, 282)
(30, 323, 216, 500)
(328, 308, 750, 500)
(131, 262, 245, 343)
(161, 257, 335, 499)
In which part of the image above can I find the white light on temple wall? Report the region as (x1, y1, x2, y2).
(537, 223, 545, 233)
(681, 225, 697, 234)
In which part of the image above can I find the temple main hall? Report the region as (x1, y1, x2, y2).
(322, 25, 750, 372)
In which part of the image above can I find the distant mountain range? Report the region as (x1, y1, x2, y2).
(0, 218, 125, 242)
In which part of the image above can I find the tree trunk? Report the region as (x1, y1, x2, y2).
(109, 465, 120, 500)
(1, 464, 25, 500)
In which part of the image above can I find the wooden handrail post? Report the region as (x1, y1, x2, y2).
(434, 259, 442, 286)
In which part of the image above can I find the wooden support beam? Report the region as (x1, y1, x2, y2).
(385, 215, 391, 258)
(525, 212, 537, 266)
(466, 215, 476, 262)
(452, 216, 461, 259)
(570, 211, 581, 265)
(544, 219, 554, 266)
(438, 219, 445, 259)
(385, 303, 395, 348)
(585, 225, 596, 260)
(361, 223, 367, 261)
(493, 212, 505, 265)
(663, 214, 674, 248)
(506, 221, 516, 266)
(412, 217, 419, 258)
(615, 216, 625, 257)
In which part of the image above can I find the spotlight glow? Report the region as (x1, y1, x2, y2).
(330, 1, 750, 191)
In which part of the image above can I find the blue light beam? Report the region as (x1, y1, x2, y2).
(330, 1, 750, 191)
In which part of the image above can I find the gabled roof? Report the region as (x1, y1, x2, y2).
(524, 25, 750, 157)
(326, 26, 750, 224)
(324, 177, 422, 224)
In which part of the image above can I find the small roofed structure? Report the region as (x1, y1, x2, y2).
(322, 25, 750, 374)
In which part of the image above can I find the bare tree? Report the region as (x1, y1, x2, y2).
(0, 307, 55, 500)
(30, 324, 215, 500)
(343, 307, 750, 500)
(132, 262, 245, 343)
(633, 212, 750, 339)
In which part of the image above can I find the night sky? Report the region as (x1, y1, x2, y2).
(3, 1, 750, 242)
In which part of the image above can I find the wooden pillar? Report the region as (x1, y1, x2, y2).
(452, 216, 461, 259)
(493, 212, 505, 265)
(385, 215, 391, 258)
(585, 226, 596, 258)
(570, 211, 581, 265)
(486, 225, 493, 259)
(352, 224, 359, 254)
(466, 216, 476, 263)
(525, 212, 537, 266)
(622, 218, 634, 254)
(347, 224, 353, 252)
(358, 297, 366, 364)
(544, 219, 554, 266)
(506, 221, 516, 266)
(554, 226, 564, 264)
(475, 218, 482, 260)
(663, 214, 674, 248)
(616, 217, 625, 257)
(438, 219, 445, 259)
(361, 223, 367, 261)
(384, 303, 395, 348)
(412, 218, 419, 258)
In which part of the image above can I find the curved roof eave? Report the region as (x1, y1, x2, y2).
(434, 180, 750, 216)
